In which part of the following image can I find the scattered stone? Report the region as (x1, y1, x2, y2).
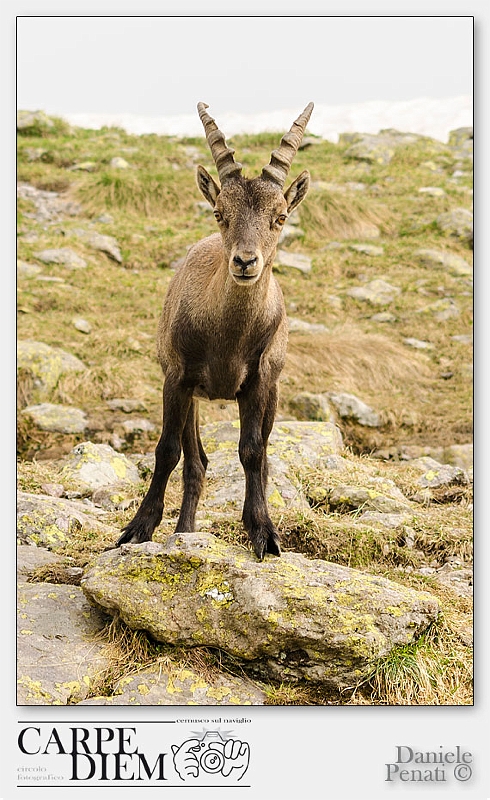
(288, 317, 328, 334)
(40, 483, 65, 497)
(371, 311, 396, 323)
(436, 208, 473, 247)
(328, 482, 410, 513)
(81, 532, 440, 688)
(72, 317, 92, 334)
(414, 248, 472, 277)
(433, 567, 472, 599)
(21, 403, 88, 434)
(96, 213, 115, 224)
(418, 187, 445, 197)
(70, 229, 123, 263)
(328, 392, 381, 427)
(17, 110, 54, 132)
(403, 338, 434, 350)
(17, 340, 87, 405)
(410, 456, 469, 489)
(418, 298, 460, 321)
(346, 279, 400, 306)
(60, 441, 140, 491)
(275, 250, 312, 273)
(106, 398, 148, 413)
(120, 418, 156, 434)
(17, 260, 42, 278)
(17, 581, 110, 704)
(358, 511, 412, 528)
(448, 128, 473, 147)
(451, 334, 472, 344)
(35, 248, 87, 269)
(342, 130, 423, 166)
(289, 392, 334, 422)
(77, 664, 265, 706)
(109, 157, 130, 169)
(92, 484, 139, 512)
(349, 244, 384, 256)
(69, 162, 97, 172)
(17, 545, 65, 578)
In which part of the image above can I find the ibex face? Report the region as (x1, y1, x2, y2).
(196, 102, 314, 285)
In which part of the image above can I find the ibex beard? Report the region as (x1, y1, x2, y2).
(116, 101, 314, 560)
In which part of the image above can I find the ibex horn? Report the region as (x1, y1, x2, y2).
(197, 102, 242, 183)
(262, 102, 314, 187)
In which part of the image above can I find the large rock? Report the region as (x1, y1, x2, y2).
(327, 392, 381, 427)
(81, 532, 440, 688)
(21, 402, 88, 434)
(346, 279, 400, 306)
(436, 208, 473, 247)
(71, 228, 123, 263)
(17, 492, 116, 549)
(35, 248, 87, 269)
(17, 582, 110, 704)
(414, 248, 472, 277)
(198, 420, 343, 511)
(60, 441, 140, 491)
(17, 341, 87, 405)
(76, 665, 265, 706)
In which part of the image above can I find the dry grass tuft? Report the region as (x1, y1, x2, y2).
(300, 189, 395, 243)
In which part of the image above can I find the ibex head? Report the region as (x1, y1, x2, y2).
(196, 102, 314, 285)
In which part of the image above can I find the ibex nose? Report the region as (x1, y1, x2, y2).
(233, 255, 258, 271)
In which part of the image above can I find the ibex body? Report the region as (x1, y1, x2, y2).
(117, 102, 313, 559)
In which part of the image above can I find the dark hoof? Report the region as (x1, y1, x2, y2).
(250, 523, 281, 561)
(115, 515, 158, 547)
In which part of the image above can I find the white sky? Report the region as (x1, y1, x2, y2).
(17, 16, 473, 117)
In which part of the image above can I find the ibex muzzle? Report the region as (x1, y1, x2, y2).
(116, 101, 314, 560)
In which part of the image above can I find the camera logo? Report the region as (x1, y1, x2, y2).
(171, 730, 250, 782)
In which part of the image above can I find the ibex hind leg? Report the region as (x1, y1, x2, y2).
(116, 380, 192, 547)
(175, 400, 208, 533)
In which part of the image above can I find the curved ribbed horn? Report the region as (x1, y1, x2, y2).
(197, 102, 242, 183)
(262, 102, 314, 187)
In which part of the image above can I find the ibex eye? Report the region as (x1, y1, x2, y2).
(214, 210, 223, 222)
(276, 215, 287, 226)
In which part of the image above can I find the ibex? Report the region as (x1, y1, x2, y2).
(117, 101, 314, 560)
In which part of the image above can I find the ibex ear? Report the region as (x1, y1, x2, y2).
(197, 165, 221, 208)
(284, 170, 310, 213)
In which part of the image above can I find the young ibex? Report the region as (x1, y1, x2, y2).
(117, 101, 314, 560)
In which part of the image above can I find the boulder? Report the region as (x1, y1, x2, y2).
(21, 403, 88, 434)
(76, 664, 265, 706)
(17, 582, 110, 704)
(436, 208, 473, 247)
(35, 248, 87, 269)
(81, 533, 440, 688)
(414, 248, 472, 277)
(60, 441, 140, 491)
(346, 279, 401, 306)
(71, 228, 123, 263)
(17, 340, 87, 405)
(327, 392, 381, 427)
(17, 492, 116, 549)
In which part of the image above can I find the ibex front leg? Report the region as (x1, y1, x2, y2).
(238, 379, 281, 561)
(116, 377, 192, 546)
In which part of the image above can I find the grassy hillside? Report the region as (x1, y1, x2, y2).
(16, 112, 473, 705)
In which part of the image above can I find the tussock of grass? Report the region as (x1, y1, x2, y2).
(77, 169, 191, 217)
(359, 617, 472, 705)
(300, 189, 394, 243)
